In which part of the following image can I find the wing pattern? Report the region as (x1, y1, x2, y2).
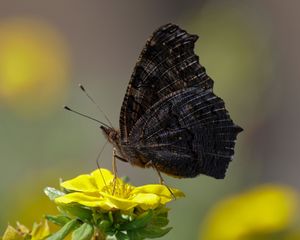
(118, 23, 242, 179)
(123, 87, 242, 178)
(120, 23, 214, 142)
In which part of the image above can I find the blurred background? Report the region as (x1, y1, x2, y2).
(0, 0, 300, 239)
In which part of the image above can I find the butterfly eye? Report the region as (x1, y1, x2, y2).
(109, 131, 117, 141)
(109, 131, 114, 138)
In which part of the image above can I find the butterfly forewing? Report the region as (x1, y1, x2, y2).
(120, 23, 214, 142)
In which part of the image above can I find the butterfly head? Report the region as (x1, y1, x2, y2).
(100, 126, 120, 146)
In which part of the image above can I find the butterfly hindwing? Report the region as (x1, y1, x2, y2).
(120, 23, 214, 142)
(124, 87, 242, 178)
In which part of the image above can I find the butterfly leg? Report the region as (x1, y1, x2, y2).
(115, 155, 128, 163)
(147, 161, 176, 200)
(112, 148, 118, 195)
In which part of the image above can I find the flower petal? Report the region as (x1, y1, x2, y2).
(55, 191, 138, 211)
(61, 169, 116, 192)
(54, 192, 115, 210)
(55, 192, 100, 205)
(130, 193, 161, 210)
(132, 184, 185, 200)
(61, 174, 98, 192)
(100, 192, 138, 211)
(91, 169, 115, 190)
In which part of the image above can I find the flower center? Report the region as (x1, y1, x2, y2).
(101, 179, 133, 198)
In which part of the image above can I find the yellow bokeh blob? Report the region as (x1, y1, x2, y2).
(0, 18, 70, 116)
(200, 185, 299, 240)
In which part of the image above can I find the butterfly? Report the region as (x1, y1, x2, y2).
(100, 23, 242, 179)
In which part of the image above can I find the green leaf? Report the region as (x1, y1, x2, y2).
(46, 219, 80, 240)
(71, 223, 94, 240)
(44, 187, 65, 200)
(45, 215, 71, 226)
(115, 231, 129, 240)
(138, 226, 172, 239)
(120, 211, 153, 230)
(60, 204, 93, 221)
(150, 216, 169, 227)
(92, 211, 106, 223)
(154, 207, 169, 218)
(126, 230, 143, 240)
(120, 214, 131, 221)
(98, 220, 112, 232)
(108, 211, 114, 223)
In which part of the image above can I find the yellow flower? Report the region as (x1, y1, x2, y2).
(55, 169, 184, 211)
(200, 185, 299, 240)
(2, 220, 50, 240)
(30, 220, 50, 240)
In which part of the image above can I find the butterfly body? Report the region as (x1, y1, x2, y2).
(100, 126, 150, 169)
(102, 23, 242, 179)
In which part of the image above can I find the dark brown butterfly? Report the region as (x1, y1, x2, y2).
(101, 23, 242, 179)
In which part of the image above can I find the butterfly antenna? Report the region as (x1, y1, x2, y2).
(79, 84, 114, 128)
(96, 140, 109, 188)
(64, 105, 111, 129)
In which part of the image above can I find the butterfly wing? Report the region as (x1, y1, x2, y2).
(124, 87, 242, 179)
(120, 23, 213, 142)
